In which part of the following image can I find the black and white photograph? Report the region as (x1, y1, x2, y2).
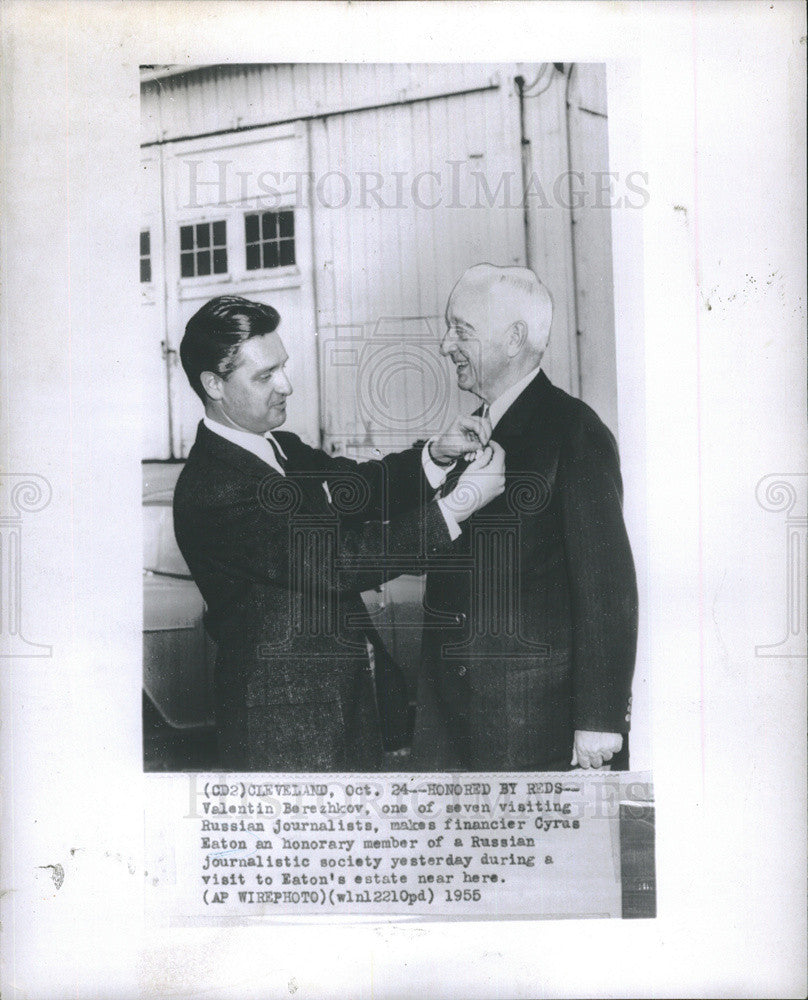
(1, 0, 805, 996)
(140, 62, 647, 778)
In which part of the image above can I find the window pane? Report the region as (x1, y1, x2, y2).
(245, 243, 261, 270)
(245, 214, 259, 243)
(180, 252, 195, 277)
(261, 212, 277, 239)
(140, 258, 152, 283)
(212, 220, 226, 246)
(263, 242, 279, 269)
(279, 211, 294, 238)
(180, 225, 194, 251)
(279, 240, 295, 267)
(213, 248, 228, 274)
(196, 223, 210, 248)
(196, 250, 211, 276)
(140, 230, 150, 256)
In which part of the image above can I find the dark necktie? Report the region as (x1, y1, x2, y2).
(265, 435, 286, 473)
(440, 401, 489, 497)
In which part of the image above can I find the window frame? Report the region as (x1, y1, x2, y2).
(241, 207, 297, 277)
(140, 228, 153, 285)
(177, 217, 231, 286)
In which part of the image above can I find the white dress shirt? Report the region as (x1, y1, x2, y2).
(203, 416, 288, 476)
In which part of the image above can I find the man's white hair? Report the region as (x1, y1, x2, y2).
(455, 263, 553, 358)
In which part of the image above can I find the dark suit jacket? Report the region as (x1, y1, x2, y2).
(173, 421, 452, 771)
(412, 370, 638, 770)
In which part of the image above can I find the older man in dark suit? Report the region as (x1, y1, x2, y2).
(412, 264, 638, 772)
(172, 295, 504, 772)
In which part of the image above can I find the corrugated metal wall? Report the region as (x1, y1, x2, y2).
(310, 81, 527, 456)
(141, 63, 504, 145)
(567, 64, 618, 437)
(140, 63, 614, 460)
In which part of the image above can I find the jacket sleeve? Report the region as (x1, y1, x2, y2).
(175, 472, 453, 603)
(558, 412, 638, 733)
(275, 434, 431, 521)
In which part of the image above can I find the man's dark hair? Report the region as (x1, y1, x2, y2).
(180, 295, 281, 401)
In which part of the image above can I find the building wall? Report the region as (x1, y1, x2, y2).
(140, 63, 507, 146)
(568, 63, 618, 438)
(309, 80, 527, 457)
(140, 62, 615, 459)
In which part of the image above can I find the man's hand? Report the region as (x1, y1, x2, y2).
(429, 414, 493, 466)
(571, 730, 623, 769)
(441, 442, 506, 522)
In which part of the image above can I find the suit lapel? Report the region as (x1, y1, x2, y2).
(439, 375, 552, 501)
(491, 370, 552, 448)
(194, 422, 335, 517)
(194, 421, 278, 481)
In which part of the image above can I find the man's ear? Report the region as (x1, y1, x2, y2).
(506, 320, 528, 358)
(200, 370, 224, 400)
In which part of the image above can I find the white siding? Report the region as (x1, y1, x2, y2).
(567, 64, 618, 439)
(311, 82, 528, 457)
(140, 150, 170, 458)
(140, 63, 617, 458)
(141, 63, 504, 145)
(518, 66, 580, 398)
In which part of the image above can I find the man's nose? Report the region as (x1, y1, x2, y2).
(277, 372, 293, 396)
(439, 332, 454, 357)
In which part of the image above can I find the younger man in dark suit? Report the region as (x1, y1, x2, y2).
(172, 295, 504, 771)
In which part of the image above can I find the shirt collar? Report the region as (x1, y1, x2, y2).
(487, 364, 542, 429)
(202, 415, 287, 474)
